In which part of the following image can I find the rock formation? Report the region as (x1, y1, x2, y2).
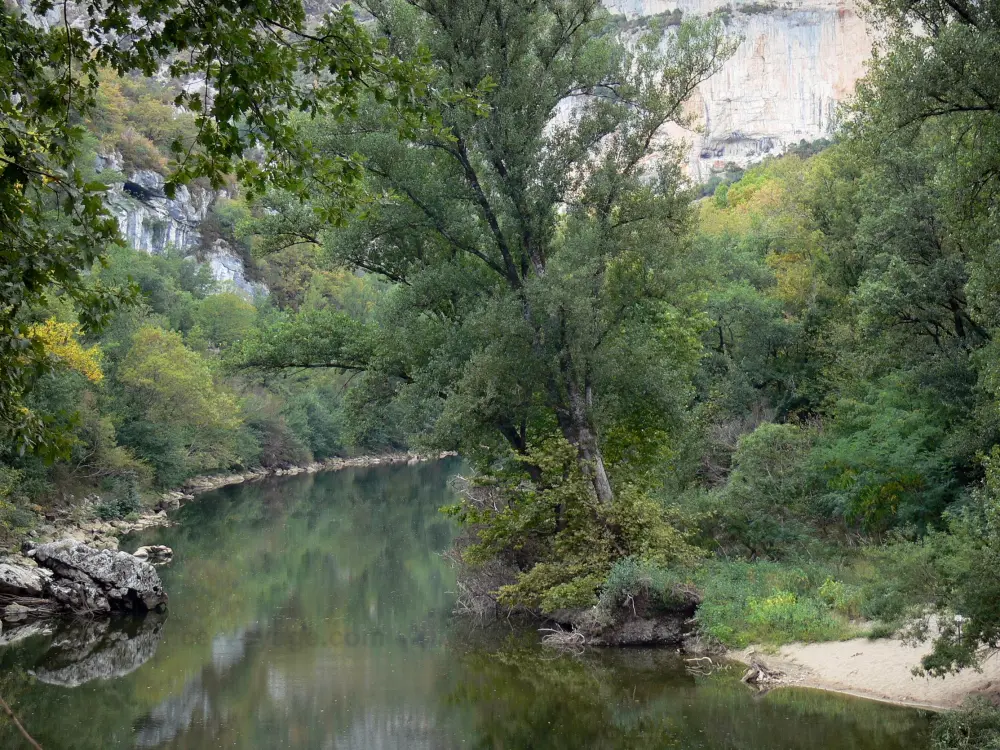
(29, 540, 168, 613)
(0, 540, 168, 623)
(93, 152, 264, 298)
(605, 0, 873, 178)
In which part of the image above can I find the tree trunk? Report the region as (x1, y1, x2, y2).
(563, 379, 614, 505)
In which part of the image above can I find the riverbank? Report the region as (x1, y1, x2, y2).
(10, 452, 455, 555)
(729, 636, 1000, 710)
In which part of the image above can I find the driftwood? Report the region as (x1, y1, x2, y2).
(539, 626, 587, 655)
(0, 593, 61, 619)
(685, 656, 724, 676)
(741, 656, 783, 687)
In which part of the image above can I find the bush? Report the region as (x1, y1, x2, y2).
(818, 577, 864, 619)
(597, 558, 690, 620)
(700, 423, 820, 559)
(932, 698, 1000, 750)
(95, 475, 143, 521)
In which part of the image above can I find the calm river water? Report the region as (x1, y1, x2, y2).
(0, 459, 931, 748)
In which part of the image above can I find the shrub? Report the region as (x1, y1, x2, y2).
(702, 423, 820, 559)
(95, 475, 143, 521)
(818, 577, 864, 618)
(597, 557, 690, 620)
(932, 698, 1000, 750)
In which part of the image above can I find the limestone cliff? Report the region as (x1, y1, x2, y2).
(606, 0, 872, 178)
(93, 153, 263, 298)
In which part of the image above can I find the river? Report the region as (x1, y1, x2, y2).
(0, 459, 932, 748)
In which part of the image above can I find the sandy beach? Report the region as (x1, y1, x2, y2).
(731, 637, 1000, 710)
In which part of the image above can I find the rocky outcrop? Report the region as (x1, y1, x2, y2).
(28, 540, 167, 614)
(605, 0, 873, 177)
(0, 562, 49, 598)
(94, 152, 265, 299)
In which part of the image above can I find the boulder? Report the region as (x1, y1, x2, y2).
(0, 562, 47, 598)
(3, 603, 31, 622)
(133, 545, 173, 563)
(32, 540, 167, 612)
(155, 493, 181, 512)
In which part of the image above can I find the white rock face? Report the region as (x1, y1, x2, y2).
(204, 239, 266, 298)
(605, 0, 873, 177)
(97, 157, 213, 256)
(94, 154, 264, 298)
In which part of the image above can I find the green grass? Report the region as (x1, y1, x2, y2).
(693, 560, 863, 647)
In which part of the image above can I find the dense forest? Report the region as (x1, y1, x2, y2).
(4, 0, 1000, 744)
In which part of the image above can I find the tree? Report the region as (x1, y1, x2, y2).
(116, 325, 242, 482)
(236, 0, 733, 609)
(1, 0, 438, 454)
(241, 0, 732, 502)
(193, 293, 258, 350)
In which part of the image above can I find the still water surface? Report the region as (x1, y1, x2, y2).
(0, 460, 931, 748)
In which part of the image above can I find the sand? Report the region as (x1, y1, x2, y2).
(730, 637, 1000, 710)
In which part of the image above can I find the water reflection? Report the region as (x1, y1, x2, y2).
(31, 615, 165, 688)
(0, 460, 931, 749)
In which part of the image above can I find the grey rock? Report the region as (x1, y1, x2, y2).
(47, 579, 110, 613)
(33, 540, 167, 612)
(156, 495, 181, 512)
(3, 603, 31, 622)
(0, 563, 47, 597)
(133, 545, 173, 563)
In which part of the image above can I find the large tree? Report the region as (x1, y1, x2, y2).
(242, 2, 732, 506)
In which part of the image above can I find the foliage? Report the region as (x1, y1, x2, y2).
(693, 561, 859, 647)
(27, 318, 104, 383)
(931, 698, 1000, 750)
(448, 436, 701, 612)
(698, 423, 819, 558)
(94, 474, 143, 520)
(0, 0, 441, 454)
(191, 293, 258, 350)
(597, 557, 690, 619)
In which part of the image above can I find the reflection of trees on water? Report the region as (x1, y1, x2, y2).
(332, 707, 461, 750)
(111, 460, 461, 749)
(442, 644, 932, 750)
(0, 460, 931, 750)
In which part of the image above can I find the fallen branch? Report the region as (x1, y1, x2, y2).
(0, 692, 43, 750)
(685, 655, 723, 676)
(539, 626, 586, 655)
